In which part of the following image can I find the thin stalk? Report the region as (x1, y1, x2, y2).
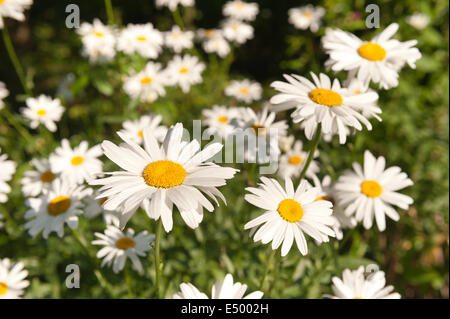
(172, 7, 185, 30)
(267, 252, 282, 298)
(124, 263, 133, 298)
(0, 108, 33, 145)
(154, 218, 163, 298)
(104, 0, 115, 25)
(259, 248, 277, 291)
(298, 125, 322, 181)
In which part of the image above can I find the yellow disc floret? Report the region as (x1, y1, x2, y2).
(142, 160, 186, 188)
(36, 109, 47, 116)
(47, 196, 71, 216)
(179, 67, 189, 74)
(277, 198, 304, 223)
(140, 77, 153, 85)
(40, 170, 56, 183)
(288, 155, 303, 165)
(0, 282, 8, 296)
(358, 42, 386, 61)
(251, 124, 266, 136)
(309, 88, 343, 107)
(218, 116, 229, 123)
(71, 156, 84, 166)
(360, 180, 383, 197)
(115, 237, 136, 250)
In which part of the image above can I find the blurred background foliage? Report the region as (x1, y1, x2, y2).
(0, 0, 448, 299)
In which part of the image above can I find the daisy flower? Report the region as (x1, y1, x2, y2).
(0, 258, 29, 299)
(0, 81, 9, 110)
(49, 139, 103, 185)
(325, 266, 401, 299)
(223, 1, 259, 22)
(119, 114, 167, 145)
(0, 149, 16, 203)
(270, 72, 377, 144)
(334, 150, 414, 231)
(83, 190, 121, 227)
(244, 177, 335, 256)
(21, 158, 57, 197)
(155, 0, 194, 11)
(0, 0, 32, 29)
(90, 123, 238, 232)
(225, 79, 262, 103)
(197, 28, 221, 41)
(288, 5, 325, 32)
(166, 54, 205, 93)
(117, 23, 163, 59)
(406, 13, 430, 30)
(278, 140, 319, 180)
(123, 62, 168, 103)
(173, 273, 263, 299)
(165, 25, 194, 53)
(24, 178, 90, 238)
(322, 23, 422, 89)
(343, 77, 382, 121)
(92, 226, 154, 274)
(202, 34, 231, 58)
(21, 95, 65, 132)
(77, 19, 116, 64)
(222, 19, 254, 45)
(202, 105, 240, 139)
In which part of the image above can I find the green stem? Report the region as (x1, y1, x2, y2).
(267, 252, 282, 298)
(0, 108, 33, 145)
(154, 218, 163, 298)
(2, 26, 31, 95)
(104, 0, 115, 25)
(124, 263, 133, 298)
(259, 248, 277, 291)
(172, 7, 185, 30)
(298, 125, 322, 181)
(222, 43, 235, 74)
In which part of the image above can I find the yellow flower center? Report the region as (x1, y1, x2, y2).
(232, 24, 239, 31)
(236, 2, 244, 9)
(239, 87, 249, 94)
(218, 116, 229, 123)
(179, 67, 189, 74)
(288, 155, 303, 165)
(309, 88, 343, 107)
(277, 199, 304, 223)
(251, 124, 266, 136)
(358, 42, 386, 61)
(171, 33, 180, 39)
(136, 36, 147, 41)
(115, 237, 136, 250)
(0, 0, 5, 4)
(36, 109, 47, 116)
(138, 129, 144, 138)
(361, 180, 383, 197)
(71, 156, 84, 166)
(140, 77, 153, 85)
(98, 197, 107, 205)
(0, 282, 8, 296)
(303, 11, 313, 18)
(47, 196, 71, 216)
(94, 32, 104, 37)
(40, 170, 56, 183)
(142, 160, 186, 188)
(205, 29, 215, 38)
(354, 90, 361, 95)
(353, 297, 364, 299)
(315, 195, 335, 205)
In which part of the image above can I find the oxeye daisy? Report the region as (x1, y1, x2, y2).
(223, 1, 259, 22)
(92, 226, 154, 274)
(324, 266, 401, 299)
(222, 19, 254, 45)
(119, 114, 167, 145)
(77, 19, 116, 64)
(84, 190, 121, 227)
(166, 54, 205, 93)
(0, 149, 16, 203)
(21, 158, 58, 197)
(0, 0, 32, 28)
(278, 135, 295, 153)
(0, 258, 29, 299)
(0, 81, 9, 110)
(343, 77, 382, 121)
(406, 13, 430, 30)
(90, 123, 238, 232)
(155, 0, 194, 11)
(197, 28, 221, 41)
(173, 273, 263, 299)
(322, 23, 422, 89)
(270, 72, 377, 144)
(202, 34, 230, 58)
(21, 95, 65, 132)
(24, 178, 91, 238)
(244, 177, 335, 256)
(225, 79, 262, 103)
(278, 140, 319, 180)
(165, 25, 194, 53)
(288, 5, 325, 32)
(117, 23, 163, 59)
(334, 150, 414, 231)
(123, 62, 168, 103)
(49, 139, 103, 185)
(202, 105, 240, 139)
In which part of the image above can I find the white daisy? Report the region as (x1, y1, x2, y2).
(322, 23, 422, 89)
(165, 25, 194, 53)
(270, 72, 377, 144)
(222, 19, 254, 45)
(0, 81, 9, 110)
(92, 226, 154, 274)
(166, 54, 205, 93)
(0, 258, 29, 299)
(244, 177, 335, 256)
(288, 5, 325, 32)
(334, 150, 414, 231)
(202, 34, 230, 58)
(119, 114, 167, 145)
(223, 1, 259, 22)
(225, 79, 262, 103)
(24, 178, 90, 238)
(77, 18, 116, 64)
(278, 135, 295, 153)
(21, 158, 57, 197)
(83, 190, 121, 228)
(117, 23, 163, 59)
(0, 0, 32, 29)
(406, 13, 430, 30)
(197, 28, 222, 41)
(21, 95, 65, 132)
(155, 0, 194, 11)
(173, 273, 263, 299)
(202, 105, 240, 139)
(49, 139, 103, 185)
(90, 123, 238, 232)
(325, 266, 401, 299)
(0, 150, 16, 203)
(343, 77, 382, 121)
(123, 62, 168, 103)
(278, 140, 319, 180)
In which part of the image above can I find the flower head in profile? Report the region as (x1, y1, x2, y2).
(288, 5, 325, 32)
(202, 105, 240, 139)
(155, 0, 194, 11)
(0, 0, 33, 29)
(225, 79, 262, 103)
(202, 34, 230, 58)
(0, 81, 9, 110)
(165, 25, 194, 53)
(322, 23, 421, 89)
(21, 95, 65, 132)
(91, 123, 238, 232)
(223, 1, 259, 22)
(173, 273, 263, 299)
(83, 189, 121, 228)
(21, 158, 57, 197)
(0, 258, 29, 299)
(123, 62, 168, 103)
(334, 150, 413, 231)
(222, 19, 254, 45)
(166, 54, 205, 93)
(92, 226, 154, 274)
(324, 266, 401, 299)
(278, 140, 320, 180)
(343, 77, 382, 121)
(117, 23, 163, 58)
(119, 114, 167, 145)
(0, 149, 16, 203)
(77, 18, 116, 64)
(244, 177, 335, 256)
